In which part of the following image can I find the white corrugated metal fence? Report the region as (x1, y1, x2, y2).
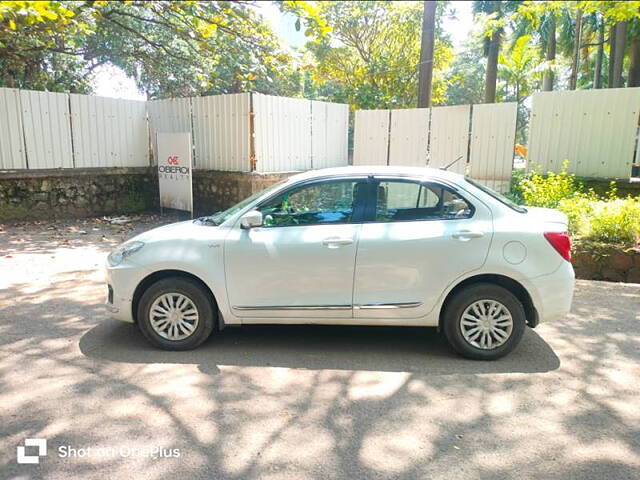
(2, 85, 639, 182)
(70, 94, 148, 168)
(0, 88, 349, 173)
(353, 110, 390, 166)
(252, 94, 349, 173)
(20, 89, 74, 169)
(0, 88, 26, 169)
(528, 88, 640, 178)
(311, 100, 349, 169)
(429, 105, 471, 174)
(192, 93, 251, 171)
(468, 102, 517, 192)
(388, 108, 429, 167)
(147, 97, 192, 164)
(353, 103, 517, 192)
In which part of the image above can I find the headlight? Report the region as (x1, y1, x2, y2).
(107, 241, 145, 267)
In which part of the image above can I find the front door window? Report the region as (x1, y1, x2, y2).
(258, 180, 364, 227)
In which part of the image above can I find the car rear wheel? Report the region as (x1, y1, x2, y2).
(137, 277, 215, 350)
(443, 283, 525, 360)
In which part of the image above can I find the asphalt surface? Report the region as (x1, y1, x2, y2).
(1, 215, 639, 480)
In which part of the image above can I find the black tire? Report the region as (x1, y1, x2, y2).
(137, 277, 216, 350)
(443, 283, 526, 360)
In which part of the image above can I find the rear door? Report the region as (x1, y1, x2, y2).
(353, 177, 493, 319)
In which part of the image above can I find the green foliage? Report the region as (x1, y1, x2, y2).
(444, 34, 486, 105)
(588, 198, 640, 244)
(519, 162, 593, 208)
(498, 34, 540, 103)
(512, 163, 640, 245)
(0, 1, 303, 98)
(0, 1, 99, 92)
(305, 1, 454, 109)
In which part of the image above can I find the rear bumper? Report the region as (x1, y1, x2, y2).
(525, 260, 575, 324)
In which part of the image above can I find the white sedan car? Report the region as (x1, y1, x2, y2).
(106, 166, 574, 360)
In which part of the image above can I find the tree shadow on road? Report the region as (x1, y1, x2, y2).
(3, 264, 638, 480)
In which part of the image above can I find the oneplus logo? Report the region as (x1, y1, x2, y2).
(17, 438, 47, 464)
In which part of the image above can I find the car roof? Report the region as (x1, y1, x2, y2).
(283, 165, 464, 183)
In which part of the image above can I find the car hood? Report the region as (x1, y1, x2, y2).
(130, 220, 220, 243)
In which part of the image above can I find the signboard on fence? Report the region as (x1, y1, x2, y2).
(157, 132, 193, 214)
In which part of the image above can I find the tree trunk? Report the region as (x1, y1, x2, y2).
(613, 21, 627, 87)
(629, 36, 640, 87)
(542, 15, 556, 91)
(608, 23, 617, 87)
(417, 1, 437, 108)
(569, 9, 582, 90)
(594, 21, 604, 88)
(485, 31, 500, 103)
(628, 32, 640, 87)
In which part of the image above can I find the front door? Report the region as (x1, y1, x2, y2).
(353, 178, 493, 319)
(224, 177, 368, 320)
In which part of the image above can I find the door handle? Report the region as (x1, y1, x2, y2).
(452, 230, 484, 240)
(322, 237, 354, 248)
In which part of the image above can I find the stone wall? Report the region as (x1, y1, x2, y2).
(0, 168, 159, 221)
(573, 244, 640, 283)
(0, 168, 292, 222)
(192, 170, 292, 216)
(582, 179, 640, 198)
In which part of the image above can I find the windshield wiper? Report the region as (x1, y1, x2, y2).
(195, 212, 221, 226)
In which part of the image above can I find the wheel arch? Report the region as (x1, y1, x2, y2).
(131, 269, 218, 324)
(438, 274, 538, 330)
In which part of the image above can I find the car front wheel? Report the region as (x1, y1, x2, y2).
(137, 277, 215, 350)
(443, 283, 526, 360)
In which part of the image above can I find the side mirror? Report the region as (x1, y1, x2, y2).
(240, 210, 263, 229)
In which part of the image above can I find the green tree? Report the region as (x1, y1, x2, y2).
(305, 1, 453, 109)
(444, 35, 486, 105)
(514, 1, 640, 92)
(499, 34, 539, 104)
(0, 1, 303, 98)
(473, 1, 521, 103)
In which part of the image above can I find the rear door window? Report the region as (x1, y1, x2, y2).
(374, 180, 473, 222)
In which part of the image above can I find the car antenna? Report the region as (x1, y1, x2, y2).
(440, 155, 463, 171)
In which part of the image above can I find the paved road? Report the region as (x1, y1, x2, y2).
(1, 217, 639, 479)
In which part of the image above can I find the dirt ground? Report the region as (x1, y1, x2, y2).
(1, 215, 639, 480)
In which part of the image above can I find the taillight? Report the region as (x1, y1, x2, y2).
(544, 231, 571, 262)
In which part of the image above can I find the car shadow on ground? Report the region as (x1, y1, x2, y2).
(79, 320, 560, 375)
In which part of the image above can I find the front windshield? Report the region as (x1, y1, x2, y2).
(198, 179, 288, 226)
(464, 177, 527, 213)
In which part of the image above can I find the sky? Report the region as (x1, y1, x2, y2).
(93, 1, 476, 101)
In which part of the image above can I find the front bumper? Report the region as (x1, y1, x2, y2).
(105, 262, 148, 323)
